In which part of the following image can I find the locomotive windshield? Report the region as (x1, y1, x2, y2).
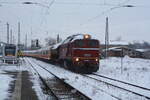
(5, 46, 16, 56)
(74, 40, 84, 47)
(87, 40, 99, 47)
(74, 40, 99, 47)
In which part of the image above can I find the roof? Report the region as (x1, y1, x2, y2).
(136, 49, 150, 52)
(109, 41, 129, 45)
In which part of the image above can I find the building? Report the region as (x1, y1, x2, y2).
(100, 41, 145, 58)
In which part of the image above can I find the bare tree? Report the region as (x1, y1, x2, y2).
(45, 36, 56, 46)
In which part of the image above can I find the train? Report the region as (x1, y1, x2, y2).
(24, 34, 100, 73)
(0, 46, 2, 59)
(2, 44, 18, 64)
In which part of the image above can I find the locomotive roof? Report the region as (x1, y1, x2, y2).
(62, 34, 98, 44)
(67, 34, 86, 41)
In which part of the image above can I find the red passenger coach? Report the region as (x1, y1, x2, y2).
(58, 34, 100, 73)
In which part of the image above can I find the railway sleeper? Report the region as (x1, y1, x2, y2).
(44, 78, 89, 100)
(27, 59, 90, 100)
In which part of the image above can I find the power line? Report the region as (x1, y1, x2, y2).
(79, 0, 133, 26)
(0, 1, 20, 4)
(54, 2, 116, 6)
(45, 0, 55, 14)
(119, 0, 131, 6)
(38, 0, 56, 36)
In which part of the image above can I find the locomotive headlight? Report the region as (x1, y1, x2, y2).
(75, 58, 79, 61)
(84, 34, 91, 39)
(85, 35, 89, 39)
(95, 58, 99, 62)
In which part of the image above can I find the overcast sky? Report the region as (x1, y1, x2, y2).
(0, 0, 150, 46)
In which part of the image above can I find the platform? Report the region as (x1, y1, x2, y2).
(0, 68, 39, 100)
(12, 71, 38, 100)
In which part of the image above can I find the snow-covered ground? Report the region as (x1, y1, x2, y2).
(98, 56, 150, 89)
(26, 56, 150, 100)
(0, 63, 20, 100)
(0, 59, 47, 100)
(0, 56, 150, 100)
(0, 72, 13, 100)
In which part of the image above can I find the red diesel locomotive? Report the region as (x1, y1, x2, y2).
(24, 34, 100, 73)
(58, 34, 100, 73)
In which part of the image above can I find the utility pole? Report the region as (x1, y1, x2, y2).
(7, 22, 9, 44)
(25, 34, 27, 49)
(18, 22, 20, 45)
(105, 17, 109, 58)
(10, 29, 13, 44)
(57, 34, 59, 43)
(13, 35, 15, 44)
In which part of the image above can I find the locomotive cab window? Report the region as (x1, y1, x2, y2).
(87, 40, 99, 47)
(74, 40, 85, 47)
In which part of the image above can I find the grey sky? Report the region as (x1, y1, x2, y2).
(0, 0, 150, 46)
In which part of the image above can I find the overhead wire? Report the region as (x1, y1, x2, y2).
(36, 0, 56, 39)
(79, 0, 132, 26)
(46, 0, 55, 14)
(53, 1, 116, 6)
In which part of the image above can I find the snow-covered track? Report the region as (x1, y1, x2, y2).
(25, 58, 59, 100)
(92, 73, 150, 91)
(83, 74, 150, 100)
(25, 58, 90, 100)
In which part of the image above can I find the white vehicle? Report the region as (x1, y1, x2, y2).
(2, 44, 18, 64)
(0, 46, 2, 59)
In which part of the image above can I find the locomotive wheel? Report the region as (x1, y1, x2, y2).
(63, 60, 73, 71)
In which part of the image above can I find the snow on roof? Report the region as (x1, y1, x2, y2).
(108, 47, 122, 51)
(109, 40, 129, 45)
(62, 34, 98, 44)
(51, 41, 63, 49)
(70, 34, 85, 41)
(136, 49, 150, 52)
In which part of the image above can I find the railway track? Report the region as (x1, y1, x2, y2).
(92, 73, 150, 91)
(25, 57, 150, 100)
(82, 73, 150, 100)
(25, 58, 90, 100)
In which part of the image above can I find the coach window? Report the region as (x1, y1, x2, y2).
(46, 51, 48, 54)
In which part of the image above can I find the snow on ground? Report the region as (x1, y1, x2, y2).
(1, 56, 150, 100)
(26, 58, 118, 100)
(26, 57, 150, 100)
(0, 73, 13, 100)
(0, 59, 45, 100)
(24, 59, 55, 100)
(0, 59, 27, 100)
(98, 56, 150, 89)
